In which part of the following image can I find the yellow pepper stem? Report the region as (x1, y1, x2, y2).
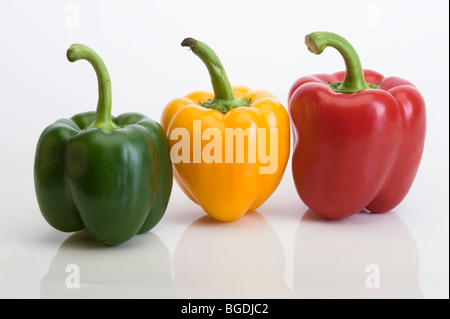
(181, 38, 251, 113)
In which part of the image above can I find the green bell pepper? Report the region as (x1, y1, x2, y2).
(34, 44, 172, 246)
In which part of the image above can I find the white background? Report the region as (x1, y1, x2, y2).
(0, 0, 448, 299)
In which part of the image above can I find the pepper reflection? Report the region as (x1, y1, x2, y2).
(173, 211, 292, 298)
(41, 230, 174, 298)
(293, 210, 422, 298)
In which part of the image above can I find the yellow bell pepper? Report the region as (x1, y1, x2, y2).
(161, 38, 290, 221)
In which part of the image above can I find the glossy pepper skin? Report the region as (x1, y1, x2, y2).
(161, 38, 290, 222)
(34, 44, 172, 245)
(288, 32, 426, 219)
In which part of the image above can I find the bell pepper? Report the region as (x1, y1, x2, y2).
(160, 38, 290, 222)
(34, 44, 172, 245)
(288, 32, 426, 219)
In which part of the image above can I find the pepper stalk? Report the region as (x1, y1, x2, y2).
(67, 44, 120, 131)
(305, 31, 380, 94)
(181, 38, 251, 113)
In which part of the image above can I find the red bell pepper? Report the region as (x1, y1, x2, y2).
(288, 31, 426, 219)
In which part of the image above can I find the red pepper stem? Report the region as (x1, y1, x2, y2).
(305, 32, 370, 94)
(66, 44, 119, 130)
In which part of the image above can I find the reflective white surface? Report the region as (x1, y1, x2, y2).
(0, 0, 448, 299)
(293, 210, 422, 299)
(41, 231, 174, 299)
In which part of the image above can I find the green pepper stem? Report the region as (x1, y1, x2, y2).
(67, 44, 118, 130)
(181, 38, 251, 113)
(305, 32, 371, 94)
